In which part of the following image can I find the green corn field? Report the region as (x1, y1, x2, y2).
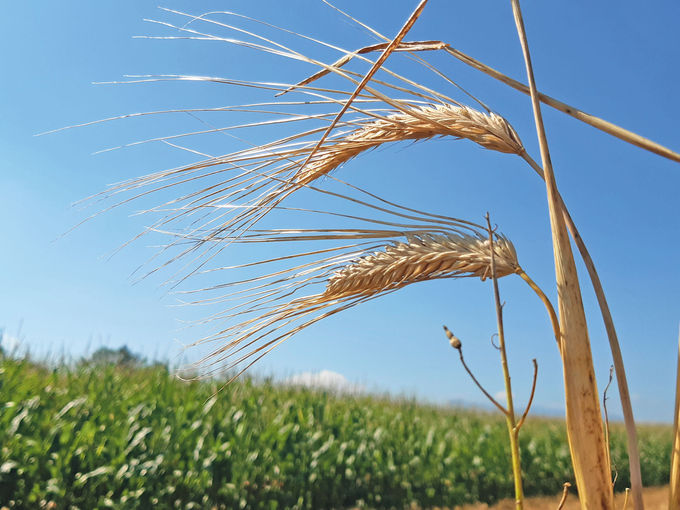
(0, 358, 671, 509)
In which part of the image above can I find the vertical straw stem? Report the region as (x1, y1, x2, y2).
(669, 326, 680, 510)
(521, 152, 644, 510)
(509, 1, 614, 508)
(486, 214, 524, 510)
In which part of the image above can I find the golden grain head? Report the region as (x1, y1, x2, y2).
(324, 232, 520, 300)
(296, 104, 524, 184)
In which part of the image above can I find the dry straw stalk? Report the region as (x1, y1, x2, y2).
(669, 328, 680, 510)
(510, 1, 614, 508)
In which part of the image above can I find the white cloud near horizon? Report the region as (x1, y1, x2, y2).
(0, 332, 21, 354)
(285, 370, 364, 394)
(493, 390, 507, 404)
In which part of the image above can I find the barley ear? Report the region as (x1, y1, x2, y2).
(323, 233, 520, 300)
(296, 104, 524, 185)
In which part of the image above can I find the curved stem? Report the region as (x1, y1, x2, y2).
(603, 366, 615, 479)
(556, 483, 572, 510)
(455, 345, 508, 415)
(516, 358, 538, 431)
(517, 269, 560, 350)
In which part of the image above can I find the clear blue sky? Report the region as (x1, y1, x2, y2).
(1, 1, 679, 423)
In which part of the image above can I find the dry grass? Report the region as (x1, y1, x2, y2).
(450, 486, 669, 510)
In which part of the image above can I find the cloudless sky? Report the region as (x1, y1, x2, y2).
(1, 1, 679, 423)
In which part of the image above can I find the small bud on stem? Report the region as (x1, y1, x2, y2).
(443, 325, 462, 349)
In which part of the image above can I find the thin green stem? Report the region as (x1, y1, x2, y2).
(486, 214, 524, 510)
